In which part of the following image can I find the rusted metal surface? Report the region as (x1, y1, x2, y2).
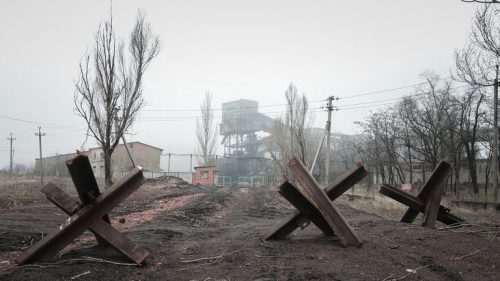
(401, 160, 451, 223)
(279, 182, 333, 235)
(65, 154, 103, 203)
(422, 180, 445, 227)
(265, 160, 367, 241)
(66, 154, 111, 245)
(288, 157, 362, 247)
(264, 211, 304, 240)
(324, 162, 368, 200)
(40, 182, 148, 264)
(42, 182, 81, 214)
(15, 167, 147, 265)
(380, 183, 464, 225)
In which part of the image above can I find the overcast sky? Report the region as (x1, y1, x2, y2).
(0, 0, 478, 170)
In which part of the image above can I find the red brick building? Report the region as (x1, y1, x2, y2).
(192, 166, 216, 186)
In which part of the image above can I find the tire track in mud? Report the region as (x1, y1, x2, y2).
(62, 193, 204, 252)
(155, 187, 293, 281)
(3, 185, 500, 280)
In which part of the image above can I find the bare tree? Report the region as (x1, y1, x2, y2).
(74, 11, 160, 186)
(461, 1, 499, 4)
(285, 84, 311, 165)
(268, 116, 291, 177)
(457, 88, 487, 193)
(455, 4, 500, 86)
(268, 83, 312, 178)
(455, 4, 500, 198)
(359, 109, 406, 185)
(399, 72, 455, 168)
(196, 92, 218, 166)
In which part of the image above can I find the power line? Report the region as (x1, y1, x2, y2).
(337, 96, 413, 108)
(0, 114, 86, 132)
(337, 102, 398, 111)
(162, 153, 274, 161)
(139, 107, 325, 121)
(338, 76, 455, 100)
(141, 77, 468, 116)
(336, 84, 474, 110)
(0, 114, 35, 124)
(142, 99, 326, 112)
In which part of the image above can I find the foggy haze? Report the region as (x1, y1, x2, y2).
(0, 0, 475, 170)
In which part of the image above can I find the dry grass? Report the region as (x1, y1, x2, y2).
(0, 177, 79, 199)
(0, 177, 101, 209)
(339, 186, 500, 225)
(449, 188, 497, 204)
(0, 176, 187, 209)
(337, 188, 407, 221)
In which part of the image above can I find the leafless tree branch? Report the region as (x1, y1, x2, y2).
(196, 92, 218, 166)
(74, 10, 160, 186)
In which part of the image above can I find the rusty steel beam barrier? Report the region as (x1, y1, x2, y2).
(15, 166, 148, 265)
(66, 154, 111, 246)
(40, 182, 149, 264)
(265, 161, 367, 240)
(379, 183, 464, 225)
(265, 157, 364, 247)
(400, 160, 452, 225)
(379, 160, 466, 227)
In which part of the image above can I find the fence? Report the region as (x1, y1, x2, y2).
(138, 171, 193, 183)
(215, 176, 231, 187)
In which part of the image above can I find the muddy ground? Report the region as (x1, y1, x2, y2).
(0, 178, 499, 281)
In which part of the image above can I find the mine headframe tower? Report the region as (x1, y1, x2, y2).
(218, 99, 273, 184)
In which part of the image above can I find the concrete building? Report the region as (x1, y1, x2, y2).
(34, 152, 78, 177)
(35, 142, 162, 179)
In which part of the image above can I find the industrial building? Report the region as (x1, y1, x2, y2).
(35, 141, 162, 179)
(216, 99, 274, 186)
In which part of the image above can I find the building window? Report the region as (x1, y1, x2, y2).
(201, 171, 208, 179)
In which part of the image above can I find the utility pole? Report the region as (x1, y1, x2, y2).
(494, 65, 499, 204)
(324, 96, 335, 185)
(190, 154, 193, 172)
(7, 133, 15, 177)
(310, 122, 328, 174)
(167, 153, 171, 172)
(35, 126, 46, 186)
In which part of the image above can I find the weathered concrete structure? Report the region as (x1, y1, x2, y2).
(35, 142, 162, 179)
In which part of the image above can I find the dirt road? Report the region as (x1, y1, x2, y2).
(0, 182, 499, 280)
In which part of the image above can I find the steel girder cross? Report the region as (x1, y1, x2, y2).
(265, 157, 366, 247)
(379, 160, 465, 227)
(15, 155, 149, 265)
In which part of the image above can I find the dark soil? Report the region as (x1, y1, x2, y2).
(0, 182, 499, 281)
